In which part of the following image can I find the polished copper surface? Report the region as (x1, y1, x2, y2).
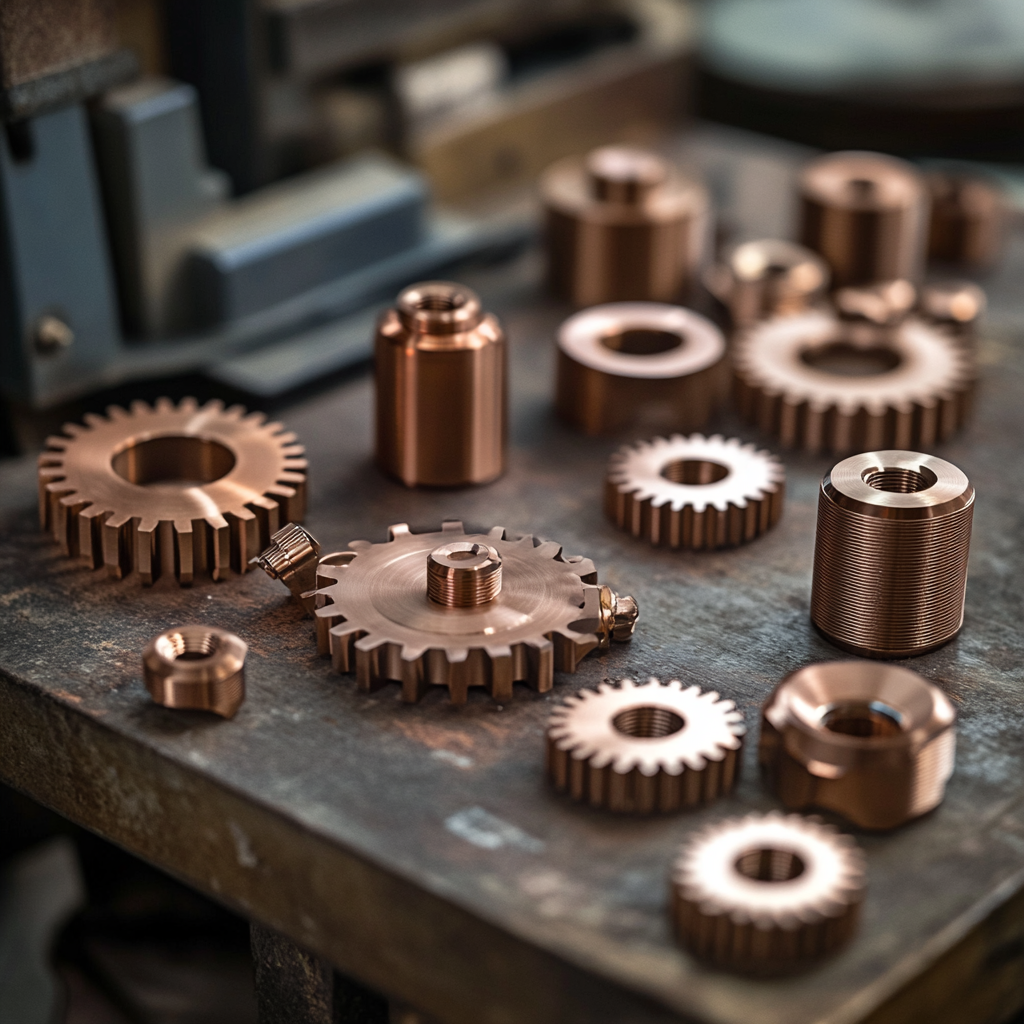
(541, 146, 709, 306)
(38, 398, 307, 585)
(811, 450, 975, 658)
(760, 661, 956, 830)
(919, 280, 986, 344)
(375, 281, 506, 487)
(555, 302, 726, 436)
(142, 625, 248, 719)
(426, 541, 503, 608)
(927, 171, 1006, 269)
(605, 433, 784, 549)
(254, 522, 321, 612)
(833, 279, 917, 327)
(546, 677, 745, 813)
(733, 310, 974, 454)
(799, 151, 928, 287)
(672, 812, 865, 974)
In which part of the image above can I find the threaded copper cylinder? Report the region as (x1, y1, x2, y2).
(426, 542, 502, 607)
(810, 450, 974, 658)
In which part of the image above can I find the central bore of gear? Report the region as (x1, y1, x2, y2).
(612, 705, 685, 738)
(111, 435, 236, 486)
(660, 459, 730, 485)
(800, 341, 901, 377)
(426, 542, 502, 608)
(735, 847, 806, 882)
(821, 700, 903, 738)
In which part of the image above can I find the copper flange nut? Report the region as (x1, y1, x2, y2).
(605, 434, 784, 550)
(555, 303, 726, 436)
(759, 662, 956, 830)
(671, 813, 865, 974)
(927, 171, 1006, 269)
(375, 281, 506, 487)
(811, 450, 974, 658)
(143, 625, 247, 718)
(541, 146, 709, 306)
(546, 678, 745, 813)
(799, 151, 928, 287)
(733, 310, 974, 454)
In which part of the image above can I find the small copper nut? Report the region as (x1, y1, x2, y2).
(375, 281, 506, 487)
(833, 279, 917, 327)
(541, 145, 710, 306)
(555, 303, 726, 435)
(927, 171, 1006, 269)
(143, 626, 247, 718)
(919, 280, 986, 345)
(759, 662, 956, 831)
(253, 522, 320, 612)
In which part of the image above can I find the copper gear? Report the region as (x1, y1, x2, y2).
(733, 310, 974, 454)
(672, 812, 866, 974)
(314, 520, 635, 704)
(605, 434, 784, 549)
(546, 677, 745, 813)
(38, 398, 307, 585)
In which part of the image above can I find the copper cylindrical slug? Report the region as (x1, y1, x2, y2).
(811, 450, 975, 657)
(375, 281, 506, 487)
(799, 151, 928, 287)
(426, 541, 502, 607)
(541, 146, 709, 306)
(927, 171, 1006, 269)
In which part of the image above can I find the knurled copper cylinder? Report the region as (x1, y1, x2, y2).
(811, 450, 974, 658)
(799, 151, 928, 288)
(375, 281, 506, 487)
(927, 172, 1006, 269)
(541, 146, 710, 306)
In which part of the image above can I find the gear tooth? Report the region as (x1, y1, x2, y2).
(78, 506, 107, 569)
(106, 404, 129, 419)
(223, 403, 245, 419)
(129, 399, 150, 417)
(354, 634, 390, 692)
(205, 515, 232, 581)
(485, 644, 514, 702)
(487, 526, 506, 540)
(243, 410, 267, 425)
(178, 396, 199, 413)
(441, 519, 465, 534)
(348, 539, 372, 551)
(388, 523, 411, 539)
(154, 397, 175, 413)
(173, 520, 195, 585)
(201, 397, 224, 413)
(134, 518, 161, 586)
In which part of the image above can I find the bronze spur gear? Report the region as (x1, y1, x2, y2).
(38, 398, 307, 585)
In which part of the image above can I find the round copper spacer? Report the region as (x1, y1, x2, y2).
(375, 281, 506, 487)
(426, 541, 502, 607)
(759, 661, 956, 830)
(541, 146, 709, 306)
(142, 625, 247, 718)
(811, 450, 975, 658)
(799, 151, 928, 287)
(919, 280, 986, 345)
(926, 171, 1006, 269)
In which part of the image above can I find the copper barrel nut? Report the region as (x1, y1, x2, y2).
(927, 171, 1006, 269)
(760, 662, 956, 830)
(541, 146, 709, 306)
(799, 151, 928, 287)
(555, 303, 726, 436)
(375, 281, 506, 487)
(143, 625, 247, 718)
(811, 450, 975, 658)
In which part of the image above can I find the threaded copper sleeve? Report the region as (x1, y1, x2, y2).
(426, 542, 502, 608)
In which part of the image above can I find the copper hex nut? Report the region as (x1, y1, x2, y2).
(760, 662, 956, 830)
(143, 626, 247, 718)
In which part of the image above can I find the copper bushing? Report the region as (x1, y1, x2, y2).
(426, 541, 502, 607)
(811, 450, 975, 657)
(375, 281, 506, 487)
(541, 146, 709, 306)
(759, 661, 956, 830)
(927, 171, 1006, 269)
(799, 151, 928, 287)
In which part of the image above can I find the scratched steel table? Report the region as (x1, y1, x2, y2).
(4, 155, 1024, 1022)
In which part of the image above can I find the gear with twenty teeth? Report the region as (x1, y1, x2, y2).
(314, 520, 637, 703)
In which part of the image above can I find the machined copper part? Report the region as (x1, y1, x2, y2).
(253, 522, 321, 612)
(426, 541, 502, 607)
(546, 677, 745, 814)
(927, 171, 1006, 269)
(375, 281, 506, 487)
(143, 625, 248, 718)
(38, 398, 307, 585)
(799, 151, 928, 287)
(811, 450, 974, 658)
(760, 661, 956, 830)
(833, 279, 917, 327)
(919, 280, 986, 345)
(541, 146, 709, 306)
(672, 813, 865, 974)
(555, 303, 726, 436)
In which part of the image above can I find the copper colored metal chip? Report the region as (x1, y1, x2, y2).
(760, 661, 956, 830)
(927, 171, 1006, 269)
(671, 812, 865, 974)
(546, 677, 745, 813)
(811, 450, 974, 658)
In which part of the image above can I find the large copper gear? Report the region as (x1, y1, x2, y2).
(605, 434, 785, 550)
(671, 812, 866, 974)
(38, 398, 307, 585)
(314, 520, 634, 703)
(733, 310, 974, 454)
(546, 678, 745, 813)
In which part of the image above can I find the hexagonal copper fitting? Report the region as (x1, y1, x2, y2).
(541, 146, 709, 306)
(759, 662, 956, 830)
(375, 281, 506, 487)
(927, 171, 1006, 269)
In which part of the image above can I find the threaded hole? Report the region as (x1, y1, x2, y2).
(612, 706, 684, 738)
(801, 341, 901, 376)
(661, 459, 729, 485)
(822, 700, 903, 737)
(159, 631, 220, 661)
(735, 848, 806, 882)
(863, 466, 937, 493)
(415, 293, 463, 312)
(601, 329, 682, 355)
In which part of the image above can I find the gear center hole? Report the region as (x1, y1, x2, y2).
(601, 329, 682, 355)
(862, 466, 937, 493)
(157, 630, 221, 662)
(735, 847, 806, 882)
(612, 705, 684, 738)
(822, 700, 903, 737)
(800, 341, 901, 377)
(661, 459, 729, 485)
(112, 436, 236, 486)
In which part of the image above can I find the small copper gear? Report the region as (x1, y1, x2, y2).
(546, 678, 745, 813)
(605, 434, 785, 550)
(672, 812, 866, 974)
(314, 520, 636, 703)
(38, 398, 307, 585)
(733, 310, 974, 454)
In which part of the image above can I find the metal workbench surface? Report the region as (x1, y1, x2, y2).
(3, 181, 1024, 1022)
